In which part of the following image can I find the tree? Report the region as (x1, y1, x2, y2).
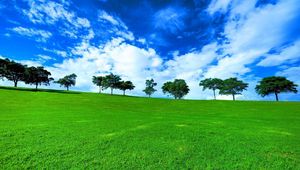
(24, 66, 53, 90)
(4, 59, 27, 87)
(162, 79, 190, 99)
(199, 78, 223, 100)
(0, 58, 9, 80)
(55, 73, 77, 91)
(92, 76, 105, 93)
(255, 76, 298, 101)
(102, 73, 121, 95)
(118, 81, 135, 95)
(219, 77, 248, 101)
(143, 79, 157, 97)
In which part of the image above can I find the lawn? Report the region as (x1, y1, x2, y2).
(0, 87, 299, 169)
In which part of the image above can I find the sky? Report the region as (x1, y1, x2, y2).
(0, 0, 299, 100)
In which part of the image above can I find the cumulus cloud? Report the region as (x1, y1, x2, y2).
(205, 0, 300, 79)
(11, 26, 52, 42)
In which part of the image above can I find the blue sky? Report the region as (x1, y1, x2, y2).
(0, 0, 299, 100)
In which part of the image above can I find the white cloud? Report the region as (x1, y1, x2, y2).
(205, 0, 300, 79)
(257, 40, 300, 66)
(207, 0, 232, 15)
(154, 7, 187, 33)
(11, 26, 52, 42)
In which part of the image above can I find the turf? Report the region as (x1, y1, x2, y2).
(0, 87, 299, 169)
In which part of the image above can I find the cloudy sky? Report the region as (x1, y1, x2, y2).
(0, 0, 299, 100)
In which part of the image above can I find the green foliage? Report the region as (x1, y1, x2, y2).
(102, 73, 121, 95)
(199, 78, 223, 99)
(0, 87, 299, 169)
(162, 79, 190, 99)
(143, 79, 157, 97)
(256, 76, 298, 101)
(0, 58, 9, 79)
(92, 76, 105, 93)
(2, 59, 26, 87)
(219, 77, 248, 100)
(24, 66, 53, 90)
(118, 81, 135, 95)
(55, 74, 77, 91)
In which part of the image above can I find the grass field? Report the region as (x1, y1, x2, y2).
(0, 87, 299, 169)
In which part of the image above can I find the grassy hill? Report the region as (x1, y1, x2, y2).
(0, 87, 299, 169)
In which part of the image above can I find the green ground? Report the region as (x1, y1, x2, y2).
(0, 87, 299, 169)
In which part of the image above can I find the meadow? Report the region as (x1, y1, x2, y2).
(0, 87, 299, 169)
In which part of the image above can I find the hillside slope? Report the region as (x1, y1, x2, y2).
(0, 87, 299, 169)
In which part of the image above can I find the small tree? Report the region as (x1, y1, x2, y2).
(4, 59, 26, 87)
(55, 73, 77, 91)
(255, 76, 298, 101)
(24, 66, 53, 90)
(199, 78, 223, 100)
(143, 79, 157, 97)
(92, 76, 105, 93)
(219, 77, 248, 101)
(118, 81, 135, 95)
(102, 73, 121, 95)
(162, 79, 189, 99)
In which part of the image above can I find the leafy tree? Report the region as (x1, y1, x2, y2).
(55, 73, 77, 91)
(255, 76, 298, 101)
(102, 73, 121, 95)
(199, 78, 223, 100)
(162, 79, 190, 99)
(118, 81, 135, 95)
(219, 77, 248, 101)
(143, 79, 157, 97)
(4, 59, 26, 87)
(24, 66, 53, 90)
(92, 76, 105, 93)
(0, 58, 9, 80)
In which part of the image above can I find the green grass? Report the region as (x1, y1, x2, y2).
(0, 87, 299, 169)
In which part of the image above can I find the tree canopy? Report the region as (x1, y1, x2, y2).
(219, 78, 248, 100)
(162, 79, 189, 99)
(118, 81, 135, 95)
(255, 76, 298, 101)
(143, 79, 157, 97)
(102, 73, 121, 95)
(2, 59, 26, 87)
(24, 66, 53, 90)
(199, 78, 223, 100)
(55, 73, 77, 91)
(92, 76, 105, 93)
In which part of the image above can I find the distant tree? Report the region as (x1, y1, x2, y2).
(102, 73, 121, 95)
(55, 73, 77, 91)
(4, 59, 26, 87)
(92, 76, 105, 93)
(118, 81, 135, 95)
(199, 78, 223, 100)
(143, 79, 157, 97)
(219, 77, 248, 101)
(162, 79, 190, 99)
(24, 66, 53, 90)
(255, 76, 298, 101)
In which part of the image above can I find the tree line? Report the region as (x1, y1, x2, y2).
(1, 58, 298, 101)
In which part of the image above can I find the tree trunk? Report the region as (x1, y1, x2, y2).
(213, 89, 216, 100)
(232, 94, 235, 101)
(110, 88, 113, 95)
(148, 94, 150, 98)
(275, 92, 279, 101)
(67, 86, 69, 91)
(35, 83, 38, 90)
(123, 90, 125, 96)
(99, 86, 101, 93)
(14, 81, 17, 87)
